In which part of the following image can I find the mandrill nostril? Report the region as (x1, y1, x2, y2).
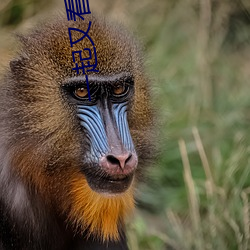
(106, 155, 120, 165)
(125, 154, 132, 164)
(100, 152, 137, 174)
(106, 153, 133, 169)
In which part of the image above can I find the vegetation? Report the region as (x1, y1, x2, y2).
(127, 1, 250, 249)
(1, 0, 250, 249)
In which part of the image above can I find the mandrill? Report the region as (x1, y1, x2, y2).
(0, 13, 154, 250)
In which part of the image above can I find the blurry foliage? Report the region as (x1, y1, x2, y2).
(0, 0, 53, 26)
(1, 0, 250, 249)
(128, 0, 250, 249)
(132, 0, 250, 206)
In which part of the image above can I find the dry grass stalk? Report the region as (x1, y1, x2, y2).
(192, 126, 214, 195)
(179, 139, 203, 249)
(241, 191, 250, 250)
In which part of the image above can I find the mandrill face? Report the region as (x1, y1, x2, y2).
(62, 73, 138, 195)
(0, 14, 154, 243)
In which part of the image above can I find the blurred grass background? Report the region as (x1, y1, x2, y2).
(0, 0, 250, 249)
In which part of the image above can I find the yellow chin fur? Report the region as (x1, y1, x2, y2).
(68, 175, 135, 241)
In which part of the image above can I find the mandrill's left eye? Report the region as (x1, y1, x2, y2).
(74, 87, 88, 99)
(113, 84, 127, 96)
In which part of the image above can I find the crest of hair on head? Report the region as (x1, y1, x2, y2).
(67, 174, 135, 242)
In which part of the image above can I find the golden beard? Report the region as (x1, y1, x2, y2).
(67, 174, 135, 241)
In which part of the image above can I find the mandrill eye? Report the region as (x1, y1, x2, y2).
(75, 87, 88, 99)
(113, 84, 126, 96)
(110, 79, 132, 103)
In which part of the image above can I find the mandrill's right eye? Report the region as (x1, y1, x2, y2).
(74, 87, 88, 99)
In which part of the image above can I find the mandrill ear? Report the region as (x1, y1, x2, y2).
(10, 58, 22, 72)
(9, 56, 28, 77)
(9, 34, 30, 73)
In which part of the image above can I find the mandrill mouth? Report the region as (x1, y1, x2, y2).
(81, 151, 138, 194)
(83, 169, 134, 194)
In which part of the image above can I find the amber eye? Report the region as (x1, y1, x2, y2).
(113, 84, 126, 95)
(75, 87, 88, 98)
